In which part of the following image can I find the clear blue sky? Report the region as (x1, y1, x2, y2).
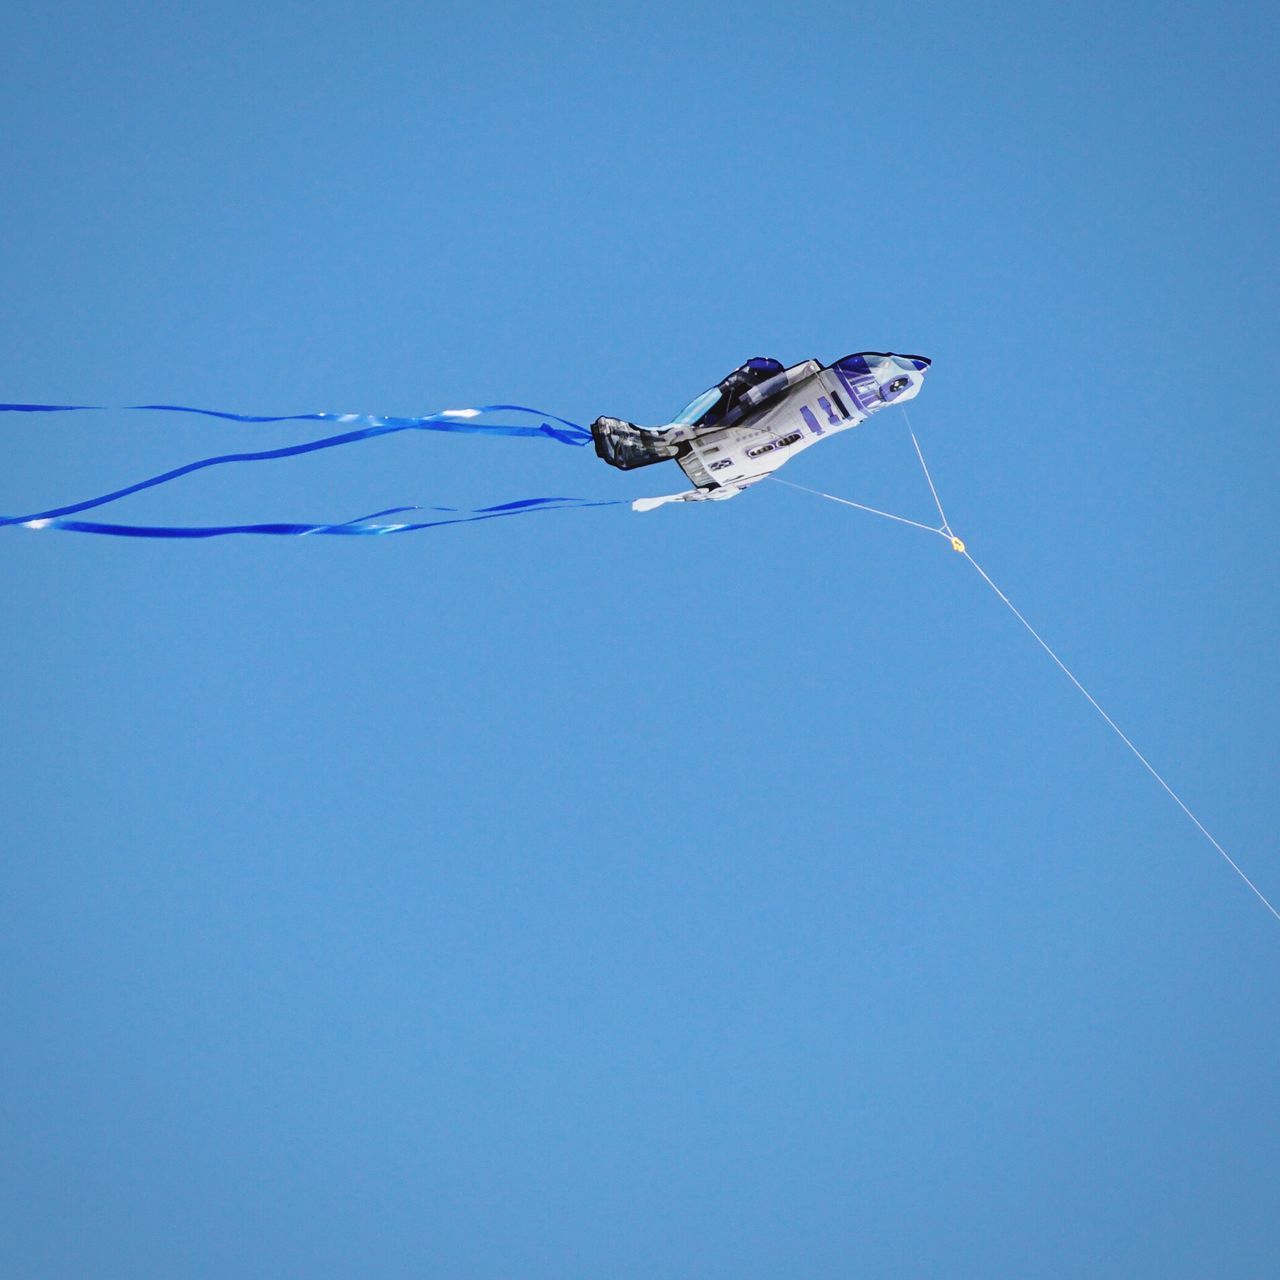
(3, 2, 1277, 1276)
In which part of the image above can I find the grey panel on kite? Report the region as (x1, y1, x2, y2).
(592, 351, 932, 510)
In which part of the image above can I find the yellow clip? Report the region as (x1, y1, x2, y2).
(950, 535, 966, 553)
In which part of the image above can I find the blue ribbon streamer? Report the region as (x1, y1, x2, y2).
(19, 497, 626, 539)
(0, 400, 590, 441)
(1, 401, 594, 528)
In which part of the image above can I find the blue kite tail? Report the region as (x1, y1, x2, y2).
(0, 401, 594, 527)
(0, 400, 591, 442)
(15, 496, 626, 539)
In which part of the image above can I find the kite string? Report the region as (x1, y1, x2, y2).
(902, 420, 1280, 923)
(767, 475, 948, 539)
(902, 406, 951, 532)
(961, 548, 1280, 922)
(779, 415, 1279, 924)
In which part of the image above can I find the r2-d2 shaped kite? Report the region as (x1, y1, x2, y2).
(591, 351, 931, 510)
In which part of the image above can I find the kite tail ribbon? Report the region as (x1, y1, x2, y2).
(0, 402, 594, 528)
(18, 497, 626, 539)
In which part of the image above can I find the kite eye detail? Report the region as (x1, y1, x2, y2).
(887, 377, 910, 394)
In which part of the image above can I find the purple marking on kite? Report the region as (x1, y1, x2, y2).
(800, 405, 823, 435)
(835, 367, 878, 413)
(817, 396, 840, 426)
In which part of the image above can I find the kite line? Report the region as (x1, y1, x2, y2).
(772, 417, 1280, 925)
(958, 545, 1279, 922)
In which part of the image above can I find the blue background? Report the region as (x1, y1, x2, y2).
(3, 2, 1277, 1275)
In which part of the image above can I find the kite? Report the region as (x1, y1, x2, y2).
(4, 354, 1275, 924)
(594, 351, 931, 509)
(0, 350, 929, 533)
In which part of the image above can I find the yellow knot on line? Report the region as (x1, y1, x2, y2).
(950, 535, 966, 553)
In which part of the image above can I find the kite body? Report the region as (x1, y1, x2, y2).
(591, 352, 932, 510)
(3, 350, 928, 536)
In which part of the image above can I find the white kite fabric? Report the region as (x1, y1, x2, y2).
(593, 351, 933, 508)
(771, 414, 1280, 926)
